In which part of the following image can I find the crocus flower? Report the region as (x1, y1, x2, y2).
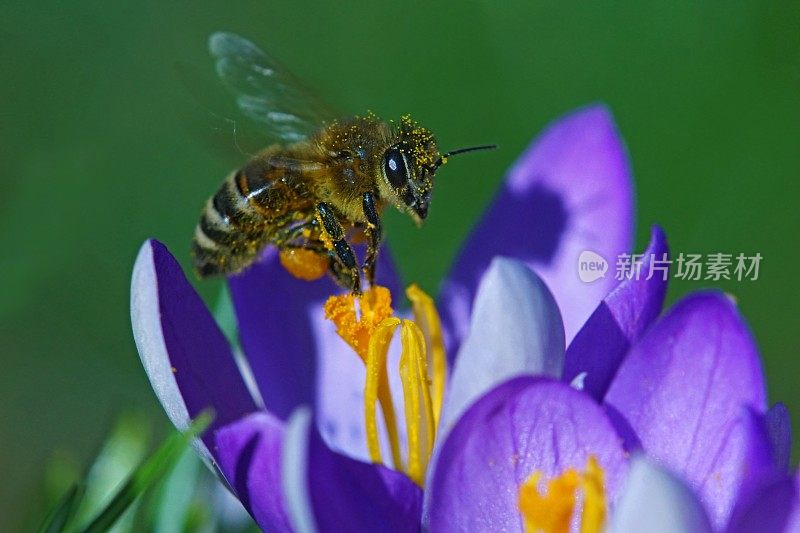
(131, 105, 797, 532)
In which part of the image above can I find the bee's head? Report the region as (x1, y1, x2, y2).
(380, 116, 439, 223)
(380, 115, 496, 225)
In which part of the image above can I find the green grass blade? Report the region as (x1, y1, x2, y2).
(78, 412, 212, 533)
(37, 483, 86, 533)
(151, 447, 201, 533)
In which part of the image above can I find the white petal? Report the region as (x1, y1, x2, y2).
(281, 407, 318, 533)
(570, 371, 588, 390)
(130, 241, 212, 462)
(610, 455, 712, 533)
(439, 257, 565, 433)
(131, 242, 190, 430)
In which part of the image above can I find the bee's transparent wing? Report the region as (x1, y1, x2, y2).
(209, 31, 333, 143)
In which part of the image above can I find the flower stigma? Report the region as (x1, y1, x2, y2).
(324, 284, 447, 486)
(517, 456, 607, 533)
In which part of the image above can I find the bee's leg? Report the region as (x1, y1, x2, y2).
(327, 252, 360, 292)
(362, 191, 382, 286)
(316, 202, 361, 293)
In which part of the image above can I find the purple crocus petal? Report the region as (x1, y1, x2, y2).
(605, 291, 768, 528)
(440, 105, 633, 355)
(309, 303, 387, 461)
(726, 475, 798, 533)
(564, 225, 669, 400)
(282, 408, 422, 533)
(786, 476, 800, 533)
(425, 377, 627, 532)
(610, 455, 712, 533)
(214, 411, 292, 532)
(766, 402, 792, 473)
(724, 408, 785, 528)
(131, 240, 257, 456)
(439, 257, 565, 434)
(228, 245, 401, 422)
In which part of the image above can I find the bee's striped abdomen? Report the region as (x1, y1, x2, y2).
(192, 168, 271, 277)
(192, 144, 323, 278)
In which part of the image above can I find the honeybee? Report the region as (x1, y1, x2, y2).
(193, 32, 495, 293)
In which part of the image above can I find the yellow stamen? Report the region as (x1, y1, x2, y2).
(519, 470, 579, 533)
(324, 284, 448, 487)
(364, 318, 402, 467)
(399, 320, 436, 485)
(325, 288, 401, 467)
(399, 322, 422, 484)
(410, 323, 436, 458)
(580, 456, 607, 533)
(518, 456, 607, 533)
(324, 286, 393, 362)
(406, 284, 447, 427)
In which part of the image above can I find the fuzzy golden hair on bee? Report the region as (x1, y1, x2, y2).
(392, 114, 439, 167)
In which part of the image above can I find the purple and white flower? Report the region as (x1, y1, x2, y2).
(131, 106, 797, 532)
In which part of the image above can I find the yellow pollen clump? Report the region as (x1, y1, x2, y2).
(324, 284, 447, 486)
(314, 211, 335, 252)
(518, 456, 607, 533)
(279, 248, 328, 281)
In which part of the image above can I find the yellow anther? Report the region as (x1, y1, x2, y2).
(580, 456, 607, 533)
(326, 287, 402, 467)
(406, 284, 447, 427)
(399, 321, 423, 485)
(519, 470, 579, 533)
(325, 284, 447, 487)
(324, 286, 393, 362)
(518, 456, 607, 533)
(399, 320, 435, 486)
(364, 318, 402, 468)
(412, 325, 436, 459)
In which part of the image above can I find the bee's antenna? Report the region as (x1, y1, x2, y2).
(444, 144, 498, 158)
(427, 144, 497, 174)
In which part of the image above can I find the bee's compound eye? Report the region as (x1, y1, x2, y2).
(384, 148, 409, 189)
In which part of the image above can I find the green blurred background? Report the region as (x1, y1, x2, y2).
(1, 0, 798, 528)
